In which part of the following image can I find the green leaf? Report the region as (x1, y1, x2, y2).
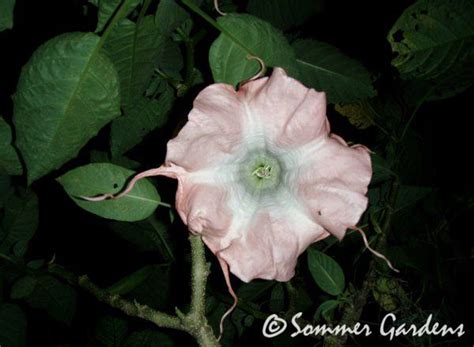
(247, 0, 322, 31)
(307, 248, 345, 296)
(107, 265, 156, 295)
(155, 0, 190, 36)
(123, 330, 175, 347)
(0, 189, 38, 257)
(104, 17, 162, 110)
(90, 0, 143, 33)
(269, 283, 285, 312)
(110, 87, 175, 157)
(314, 299, 339, 322)
(0, 0, 15, 32)
(156, 39, 184, 80)
(388, 0, 474, 84)
(57, 163, 161, 222)
(0, 117, 22, 176)
(17, 275, 77, 324)
(209, 13, 297, 87)
(10, 276, 37, 299)
(293, 39, 376, 104)
(109, 215, 175, 261)
(13, 32, 121, 184)
(95, 315, 128, 347)
(0, 303, 26, 347)
(104, 17, 176, 156)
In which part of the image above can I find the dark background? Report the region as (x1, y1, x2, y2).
(0, 0, 472, 346)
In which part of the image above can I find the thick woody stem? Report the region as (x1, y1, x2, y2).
(78, 275, 185, 331)
(190, 234, 210, 316)
(47, 236, 220, 347)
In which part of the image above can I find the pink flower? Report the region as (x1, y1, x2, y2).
(158, 67, 372, 282)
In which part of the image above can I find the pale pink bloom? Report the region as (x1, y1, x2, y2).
(96, 68, 373, 282)
(83, 67, 399, 336)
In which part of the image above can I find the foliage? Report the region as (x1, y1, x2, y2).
(0, 0, 471, 346)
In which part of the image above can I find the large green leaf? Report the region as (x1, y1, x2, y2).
(307, 248, 345, 296)
(156, 38, 184, 79)
(57, 163, 160, 222)
(247, 0, 321, 31)
(0, 303, 26, 347)
(209, 13, 297, 87)
(0, 0, 15, 32)
(90, 0, 143, 33)
(0, 189, 38, 257)
(95, 315, 128, 347)
(13, 32, 121, 184)
(104, 17, 162, 110)
(110, 86, 174, 157)
(104, 17, 175, 156)
(293, 39, 376, 104)
(388, 0, 474, 85)
(0, 117, 22, 176)
(11, 275, 77, 324)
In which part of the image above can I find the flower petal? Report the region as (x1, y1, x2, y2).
(217, 204, 329, 283)
(166, 84, 245, 172)
(174, 178, 234, 241)
(238, 67, 329, 149)
(288, 135, 372, 240)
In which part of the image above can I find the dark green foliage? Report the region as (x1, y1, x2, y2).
(0, 0, 471, 345)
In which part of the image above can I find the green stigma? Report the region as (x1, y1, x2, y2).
(252, 164, 273, 179)
(239, 151, 282, 193)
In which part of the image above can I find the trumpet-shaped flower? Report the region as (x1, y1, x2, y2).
(95, 68, 377, 283)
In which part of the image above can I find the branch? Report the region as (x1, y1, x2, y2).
(48, 235, 220, 346)
(79, 275, 184, 331)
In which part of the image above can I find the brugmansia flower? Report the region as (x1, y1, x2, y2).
(89, 68, 391, 283)
(166, 67, 374, 282)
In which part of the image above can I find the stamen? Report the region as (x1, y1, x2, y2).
(252, 164, 272, 179)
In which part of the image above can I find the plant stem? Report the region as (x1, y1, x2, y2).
(47, 236, 220, 346)
(80, 274, 185, 330)
(189, 235, 209, 316)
